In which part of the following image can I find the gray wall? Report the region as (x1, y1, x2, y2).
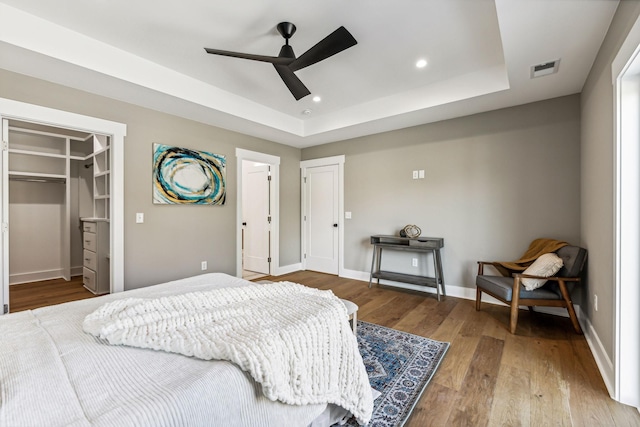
(302, 95, 581, 291)
(581, 1, 640, 363)
(0, 69, 302, 290)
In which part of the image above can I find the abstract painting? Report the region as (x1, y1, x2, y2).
(153, 143, 226, 205)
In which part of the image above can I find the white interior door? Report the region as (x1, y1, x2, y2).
(304, 164, 339, 274)
(242, 161, 270, 274)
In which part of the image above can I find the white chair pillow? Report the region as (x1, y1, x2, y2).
(521, 253, 564, 291)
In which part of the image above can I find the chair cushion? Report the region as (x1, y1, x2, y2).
(556, 246, 588, 277)
(521, 253, 564, 290)
(476, 275, 562, 301)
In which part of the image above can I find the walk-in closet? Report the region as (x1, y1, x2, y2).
(5, 119, 111, 311)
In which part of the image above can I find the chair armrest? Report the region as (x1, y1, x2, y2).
(477, 261, 498, 275)
(514, 273, 581, 283)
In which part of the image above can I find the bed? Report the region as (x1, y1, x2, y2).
(0, 273, 372, 426)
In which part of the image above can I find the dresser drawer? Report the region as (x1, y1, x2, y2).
(83, 232, 96, 252)
(83, 222, 97, 233)
(83, 249, 97, 270)
(83, 267, 96, 293)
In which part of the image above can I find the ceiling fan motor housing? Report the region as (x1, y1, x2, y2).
(277, 22, 297, 40)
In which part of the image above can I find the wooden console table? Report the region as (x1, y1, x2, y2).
(369, 235, 446, 300)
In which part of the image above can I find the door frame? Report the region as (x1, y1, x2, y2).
(300, 155, 345, 276)
(0, 98, 126, 314)
(612, 13, 640, 408)
(235, 148, 279, 277)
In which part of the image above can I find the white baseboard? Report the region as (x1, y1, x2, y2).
(9, 269, 64, 285)
(9, 266, 83, 285)
(581, 310, 616, 398)
(341, 268, 615, 396)
(273, 263, 302, 276)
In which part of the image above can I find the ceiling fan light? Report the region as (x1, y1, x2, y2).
(312, 96, 321, 102)
(416, 59, 428, 68)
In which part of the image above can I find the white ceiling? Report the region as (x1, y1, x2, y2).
(0, 0, 618, 148)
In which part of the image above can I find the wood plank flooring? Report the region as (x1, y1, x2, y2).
(8, 270, 640, 425)
(261, 271, 640, 426)
(9, 276, 97, 312)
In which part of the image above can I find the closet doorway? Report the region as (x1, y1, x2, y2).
(235, 148, 280, 279)
(0, 97, 126, 316)
(4, 119, 109, 311)
(241, 160, 271, 279)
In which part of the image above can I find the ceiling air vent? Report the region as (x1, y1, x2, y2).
(530, 59, 560, 78)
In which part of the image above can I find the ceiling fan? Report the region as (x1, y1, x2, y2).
(204, 22, 357, 101)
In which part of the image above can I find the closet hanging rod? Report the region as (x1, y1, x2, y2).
(9, 176, 66, 184)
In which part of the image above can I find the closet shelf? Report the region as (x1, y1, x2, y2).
(9, 149, 66, 159)
(95, 171, 110, 177)
(94, 195, 110, 200)
(94, 147, 110, 156)
(9, 171, 66, 180)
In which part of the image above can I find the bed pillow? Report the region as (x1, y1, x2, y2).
(521, 253, 564, 291)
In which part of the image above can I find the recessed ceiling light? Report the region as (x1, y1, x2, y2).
(416, 59, 428, 69)
(312, 96, 321, 103)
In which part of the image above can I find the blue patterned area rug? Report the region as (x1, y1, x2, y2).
(339, 321, 450, 427)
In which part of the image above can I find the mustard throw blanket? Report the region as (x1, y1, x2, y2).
(493, 238, 568, 277)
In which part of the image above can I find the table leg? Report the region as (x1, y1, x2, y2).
(431, 249, 441, 301)
(368, 245, 376, 288)
(435, 248, 446, 296)
(376, 247, 383, 285)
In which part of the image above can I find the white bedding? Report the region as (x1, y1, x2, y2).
(0, 273, 365, 427)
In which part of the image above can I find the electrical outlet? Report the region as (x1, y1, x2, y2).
(412, 258, 418, 267)
(594, 294, 598, 311)
(135, 213, 144, 223)
(412, 170, 419, 179)
(201, 261, 207, 271)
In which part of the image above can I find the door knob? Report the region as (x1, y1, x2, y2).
(242, 222, 247, 226)
(333, 223, 338, 227)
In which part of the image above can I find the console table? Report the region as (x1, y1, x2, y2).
(369, 235, 446, 300)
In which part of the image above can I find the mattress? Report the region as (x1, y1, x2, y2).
(0, 273, 351, 426)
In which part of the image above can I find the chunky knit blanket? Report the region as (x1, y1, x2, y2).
(83, 281, 373, 425)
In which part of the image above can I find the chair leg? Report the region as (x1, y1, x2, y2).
(558, 281, 583, 334)
(352, 311, 357, 335)
(509, 302, 520, 334)
(510, 278, 521, 334)
(475, 287, 482, 311)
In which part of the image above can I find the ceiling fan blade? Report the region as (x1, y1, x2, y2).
(289, 26, 357, 72)
(204, 48, 293, 65)
(273, 64, 311, 100)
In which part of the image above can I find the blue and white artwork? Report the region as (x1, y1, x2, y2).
(153, 143, 226, 205)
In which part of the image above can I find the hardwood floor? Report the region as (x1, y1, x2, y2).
(9, 276, 98, 312)
(8, 271, 639, 425)
(261, 271, 640, 427)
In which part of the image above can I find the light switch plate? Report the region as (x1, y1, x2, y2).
(345, 211, 352, 219)
(419, 170, 425, 179)
(412, 170, 419, 179)
(136, 213, 144, 223)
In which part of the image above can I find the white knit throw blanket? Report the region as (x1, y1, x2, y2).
(83, 281, 373, 425)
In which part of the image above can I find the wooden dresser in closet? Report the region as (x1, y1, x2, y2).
(82, 219, 110, 294)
